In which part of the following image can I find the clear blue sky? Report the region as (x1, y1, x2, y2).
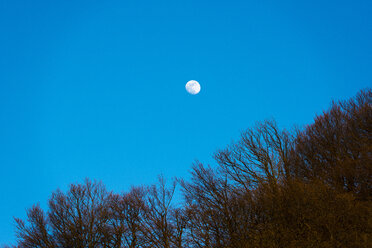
(0, 0, 371, 244)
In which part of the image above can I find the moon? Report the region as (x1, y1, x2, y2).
(185, 80, 201, 95)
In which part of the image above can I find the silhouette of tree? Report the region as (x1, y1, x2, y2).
(293, 89, 371, 199)
(106, 186, 147, 247)
(14, 204, 54, 248)
(10, 88, 372, 248)
(141, 175, 186, 248)
(13, 179, 111, 248)
(215, 119, 293, 191)
(181, 162, 253, 248)
(48, 179, 110, 247)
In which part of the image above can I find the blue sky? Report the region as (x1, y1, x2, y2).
(0, 0, 371, 244)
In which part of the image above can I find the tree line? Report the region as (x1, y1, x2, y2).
(7, 88, 372, 248)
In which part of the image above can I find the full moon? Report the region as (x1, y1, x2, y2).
(185, 80, 201, 95)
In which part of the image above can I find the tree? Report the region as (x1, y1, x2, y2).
(48, 179, 110, 247)
(293, 88, 372, 199)
(14, 179, 111, 248)
(215, 120, 293, 191)
(141, 175, 185, 248)
(14, 204, 54, 248)
(181, 163, 253, 248)
(11, 88, 372, 248)
(106, 186, 147, 248)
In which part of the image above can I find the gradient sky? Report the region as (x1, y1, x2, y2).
(0, 0, 371, 244)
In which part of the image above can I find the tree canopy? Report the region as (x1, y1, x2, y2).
(8, 88, 372, 248)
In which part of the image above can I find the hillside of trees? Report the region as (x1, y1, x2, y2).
(6, 89, 371, 248)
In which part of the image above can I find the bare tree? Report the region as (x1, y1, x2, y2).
(169, 207, 188, 248)
(14, 204, 55, 248)
(48, 179, 110, 248)
(294, 88, 372, 199)
(10, 88, 372, 248)
(215, 119, 293, 191)
(141, 175, 185, 248)
(181, 162, 253, 248)
(106, 186, 147, 248)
